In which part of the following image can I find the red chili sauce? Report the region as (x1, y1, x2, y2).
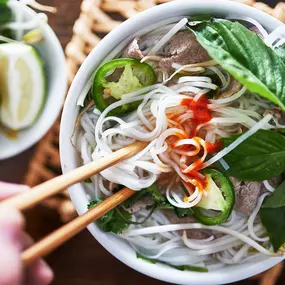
(169, 95, 223, 194)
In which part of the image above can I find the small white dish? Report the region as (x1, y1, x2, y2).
(60, 1, 285, 284)
(0, 2, 67, 160)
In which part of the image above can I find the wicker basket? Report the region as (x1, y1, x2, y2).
(24, 0, 285, 283)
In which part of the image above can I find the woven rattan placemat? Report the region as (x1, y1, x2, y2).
(24, 0, 285, 283)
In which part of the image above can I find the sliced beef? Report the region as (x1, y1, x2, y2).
(128, 196, 153, 214)
(264, 107, 285, 125)
(231, 178, 266, 216)
(159, 31, 210, 69)
(230, 177, 282, 216)
(123, 37, 143, 60)
(163, 210, 221, 240)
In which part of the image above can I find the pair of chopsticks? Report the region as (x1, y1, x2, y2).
(0, 142, 146, 266)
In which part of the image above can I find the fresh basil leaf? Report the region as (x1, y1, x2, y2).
(188, 15, 213, 26)
(263, 180, 285, 209)
(223, 130, 285, 181)
(136, 253, 208, 272)
(274, 45, 285, 65)
(88, 200, 131, 234)
(260, 181, 285, 251)
(189, 21, 285, 110)
(260, 207, 285, 252)
(276, 128, 285, 134)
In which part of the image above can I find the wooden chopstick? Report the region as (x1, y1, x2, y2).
(0, 141, 146, 211)
(21, 187, 135, 266)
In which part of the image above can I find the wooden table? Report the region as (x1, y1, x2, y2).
(0, 0, 284, 284)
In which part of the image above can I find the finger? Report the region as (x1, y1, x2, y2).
(0, 207, 24, 247)
(0, 239, 22, 285)
(0, 208, 25, 285)
(20, 233, 54, 285)
(19, 232, 34, 251)
(25, 260, 54, 285)
(0, 182, 30, 201)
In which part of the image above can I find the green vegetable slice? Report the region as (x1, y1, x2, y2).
(223, 130, 285, 181)
(193, 168, 234, 225)
(92, 58, 156, 115)
(189, 20, 285, 110)
(260, 180, 285, 252)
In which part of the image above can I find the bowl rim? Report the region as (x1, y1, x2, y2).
(0, 2, 67, 160)
(60, 1, 285, 284)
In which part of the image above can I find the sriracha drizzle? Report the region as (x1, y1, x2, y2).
(167, 94, 223, 195)
(181, 94, 212, 137)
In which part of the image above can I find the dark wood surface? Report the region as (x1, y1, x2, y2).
(0, 0, 284, 284)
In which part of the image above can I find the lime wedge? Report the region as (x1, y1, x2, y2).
(0, 43, 46, 130)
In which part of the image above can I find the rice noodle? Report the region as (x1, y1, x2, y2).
(77, 75, 94, 106)
(226, 15, 268, 38)
(148, 18, 188, 55)
(263, 180, 275, 192)
(202, 114, 273, 169)
(164, 60, 217, 84)
(73, 16, 281, 268)
(207, 66, 229, 91)
(209, 86, 247, 107)
(124, 223, 277, 256)
(0, 35, 18, 43)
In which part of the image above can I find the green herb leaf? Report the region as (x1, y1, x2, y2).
(157, 202, 174, 210)
(175, 207, 194, 218)
(260, 181, 285, 251)
(189, 21, 285, 110)
(188, 15, 213, 25)
(88, 200, 131, 234)
(146, 183, 174, 210)
(146, 183, 166, 203)
(136, 253, 208, 272)
(123, 189, 149, 208)
(263, 181, 285, 209)
(136, 253, 156, 264)
(274, 46, 285, 65)
(223, 130, 285, 181)
(123, 183, 171, 209)
(0, 3, 12, 26)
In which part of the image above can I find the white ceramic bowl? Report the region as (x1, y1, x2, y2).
(60, 1, 285, 284)
(0, 2, 67, 160)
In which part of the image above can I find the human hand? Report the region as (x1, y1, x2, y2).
(0, 182, 53, 285)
